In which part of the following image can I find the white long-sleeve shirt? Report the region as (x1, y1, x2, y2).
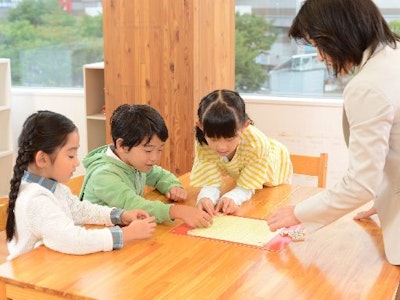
(7, 180, 118, 260)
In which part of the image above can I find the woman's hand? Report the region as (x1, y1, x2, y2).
(353, 205, 377, 220)
(267, 206, 300, 231)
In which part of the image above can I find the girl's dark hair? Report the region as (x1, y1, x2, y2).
(6, 111, 77, 241)
(110, 104, 168, 149)
(195, 89, 253, 145)
(289, 0, 400, 76)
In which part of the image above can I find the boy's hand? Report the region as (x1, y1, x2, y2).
(166, 186, 187, 202)
(170, 205, 213, 228)
(215, 197, 238, 215)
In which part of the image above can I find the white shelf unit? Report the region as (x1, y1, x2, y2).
(83, 62, 106, 152)
(0, 58, 13, 197)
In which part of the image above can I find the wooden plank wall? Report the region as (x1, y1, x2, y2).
(102, 0, 235, 176)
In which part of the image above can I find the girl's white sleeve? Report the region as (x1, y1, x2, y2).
(196, 186, 221, 205)
(60, 184, 114, 226)
(221, 186, 255, 205)
(26, 189, 114, 255)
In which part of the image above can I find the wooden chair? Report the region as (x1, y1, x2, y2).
(0, 197, 9, 262)
(0, 197, 8, 232)
(290, 153, 328, 188)
(65, 175, 85, 196)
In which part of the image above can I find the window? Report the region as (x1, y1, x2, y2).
(235, 0, 400, 97)
(0, 0, 103, 87)
(0, 0, 399, 91)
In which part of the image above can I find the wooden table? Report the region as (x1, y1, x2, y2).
(0, 174, 398, 300)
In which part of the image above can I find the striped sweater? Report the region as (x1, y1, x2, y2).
(190, 125, 292, 190)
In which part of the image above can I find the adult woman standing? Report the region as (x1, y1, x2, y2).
(267, 0, 400, 265)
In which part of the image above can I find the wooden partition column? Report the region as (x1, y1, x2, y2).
(102, 0, 235, 175)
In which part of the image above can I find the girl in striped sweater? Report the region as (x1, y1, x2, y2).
(191, 89, 292, 215)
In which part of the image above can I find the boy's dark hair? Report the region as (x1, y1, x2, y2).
(6, 110, 76, 241)
(195, 89, 253, 145)
(110, 104, 168, 150)
(289, 0, 400, 76)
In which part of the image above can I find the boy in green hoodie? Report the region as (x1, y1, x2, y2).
(80, 104, 213, 228)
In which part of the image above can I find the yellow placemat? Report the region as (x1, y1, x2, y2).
(186, 215, 278, 247)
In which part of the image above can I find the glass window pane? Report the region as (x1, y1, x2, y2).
(0, 1, 399, 90)
(235, 0, 400, 97)
(0, 0, 103, 88)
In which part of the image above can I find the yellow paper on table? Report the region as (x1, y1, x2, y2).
(188, 215, 277, 247)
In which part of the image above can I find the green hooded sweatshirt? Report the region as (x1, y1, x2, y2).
(80, 145, 182, 223)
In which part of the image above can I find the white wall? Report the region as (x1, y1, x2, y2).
(9, 89, 348, 188)
(243, 95, 348, 188)
(11, 88, 88, 176)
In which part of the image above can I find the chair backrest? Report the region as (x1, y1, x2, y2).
(0, 197, 8, 231)
(0, 198, 8, 262)
(66, 175, 84, 196)
(290, 153, 328, 188)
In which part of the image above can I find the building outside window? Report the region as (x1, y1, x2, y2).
(235, 0, 400, 97)
(0, 0, 399, 97)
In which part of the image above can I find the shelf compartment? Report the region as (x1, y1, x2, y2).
(0, 108, 11, 153)
(84, 62, 106, 152)
(0, 58, 11, 107)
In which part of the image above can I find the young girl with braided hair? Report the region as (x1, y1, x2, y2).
(6, 110, 156, 260)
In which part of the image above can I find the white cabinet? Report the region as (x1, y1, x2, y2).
(0, 58, 13, 197)
(83, 62, 106, 152)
